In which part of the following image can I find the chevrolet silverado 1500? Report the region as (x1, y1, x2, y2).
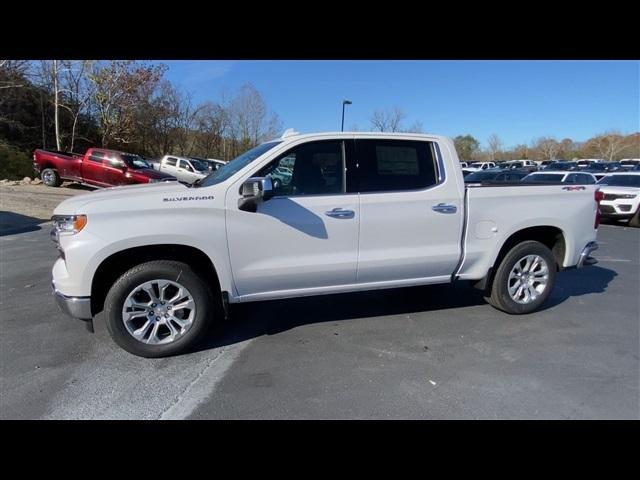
(51, 131, 601, 357)
(33, 148, 175, 188)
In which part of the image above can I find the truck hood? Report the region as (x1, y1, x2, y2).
(53, 181, 213, 215)
(597, 185, 640, 195)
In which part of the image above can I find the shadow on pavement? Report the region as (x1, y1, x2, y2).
(543, 265, 617, 310)
(196, 264, 618, 351)
(0, 211, 48, 237)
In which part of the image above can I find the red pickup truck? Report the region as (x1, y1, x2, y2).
(33, 148, 176, 188)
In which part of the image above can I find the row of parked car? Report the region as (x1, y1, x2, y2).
(459, 160, 640, 227)
(461, 158, 640, 181)
(32, 147, 227, 188)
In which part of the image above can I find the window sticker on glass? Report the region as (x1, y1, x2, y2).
(376, 146, 419, 176)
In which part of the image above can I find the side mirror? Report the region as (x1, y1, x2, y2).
(238, 177, 274, 212)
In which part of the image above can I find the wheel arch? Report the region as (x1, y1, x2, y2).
(91, 244, 221, 316)
(473, 225, 566, 292)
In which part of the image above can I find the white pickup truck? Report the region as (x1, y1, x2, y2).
(151, 155, 210, 184)
(51, 131, 601, 357)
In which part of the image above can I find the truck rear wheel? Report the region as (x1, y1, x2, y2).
(41, 168, 62, 187)
(104, 260, 215, 358)
(486, 240, 556, 314)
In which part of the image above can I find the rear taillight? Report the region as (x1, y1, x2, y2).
(594, 189, 604, 229)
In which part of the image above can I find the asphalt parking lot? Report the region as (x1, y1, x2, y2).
(1, 222, 638, 419)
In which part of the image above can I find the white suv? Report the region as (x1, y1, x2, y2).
(597, 172, 640, 226)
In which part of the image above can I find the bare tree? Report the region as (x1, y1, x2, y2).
(227, 83, 281, 155)
(535, 137, 560, 160)
(89, 61, 165, 147)
(370, 107, 406, 132)
(0, 60, 29, 90)
(589, 130, 628, 161)
(193, 101, 227, 158)
(57, 60, 95, 152)
(402, 120, 424, 133)
(33, 61, 63, 150)
(487, 134, 503, 161)
(513, 144, 529, 159)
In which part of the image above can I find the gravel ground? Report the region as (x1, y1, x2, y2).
(0, 183, 93, 232)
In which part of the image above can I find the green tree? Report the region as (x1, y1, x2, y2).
(453, 134, 480, 161)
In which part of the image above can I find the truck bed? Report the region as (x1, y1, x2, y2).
(456, 183, 598, 280)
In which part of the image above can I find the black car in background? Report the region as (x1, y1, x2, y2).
(581, 162, 621, 180)
(540, 160, 558, 169)
(544, 161, 579, 171)
(464, 169, 531, 183)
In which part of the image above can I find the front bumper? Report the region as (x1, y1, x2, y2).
(577, 241, 598, 268)
(599, 201, 637, 218)
(52, 284, 92, 320)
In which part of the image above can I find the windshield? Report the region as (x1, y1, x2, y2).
(198, 141, 282, 187)
(598, 175, 640, 187)
(585, 163, 607, 171)
(470, 162, 484, 168)
(121, 154, 151, 170)
(189, 158, 209, 172)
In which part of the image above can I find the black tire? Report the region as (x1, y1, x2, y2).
(485, 240, 557, 315)
(41, 168, 62, 187)
(104, 260, 215, 358)
(629, 208, 640, 228)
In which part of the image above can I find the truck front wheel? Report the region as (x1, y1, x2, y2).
(41, 168, 62, 187)
(104, 260, 215, 357)
(486, 240, 557, 314)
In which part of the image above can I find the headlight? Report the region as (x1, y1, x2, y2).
(51, 215, 87, 236)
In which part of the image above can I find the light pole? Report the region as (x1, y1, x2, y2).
(341, 99, 352, 132)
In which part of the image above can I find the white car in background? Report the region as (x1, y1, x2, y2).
(597, 172, 640, 227)
(522, 171, 597, 185)
(619, 159, 640, 170)
(462, 161, 496, 174)
(152, 155, 210, 184)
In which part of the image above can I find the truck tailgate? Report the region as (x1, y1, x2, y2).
(456, 184, 599, 280)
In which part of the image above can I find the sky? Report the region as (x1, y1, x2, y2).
(161, 60, 639, 149)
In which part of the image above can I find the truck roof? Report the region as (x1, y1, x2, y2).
(269, 130, 448, 144)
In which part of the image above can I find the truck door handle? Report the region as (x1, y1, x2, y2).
(325, 208, 355, 219)
(432, 203, 457, 214)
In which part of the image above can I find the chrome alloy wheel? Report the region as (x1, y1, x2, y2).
(121, 279, 196, 345)
(507, 254, 549, 304)
(42, 170, 55, 183)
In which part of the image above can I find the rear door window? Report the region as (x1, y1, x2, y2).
(353, 139, 438, 193)
(565, 174, 579, 183)
(581, 174, 596, 184)
(165, 157, 178, 167)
